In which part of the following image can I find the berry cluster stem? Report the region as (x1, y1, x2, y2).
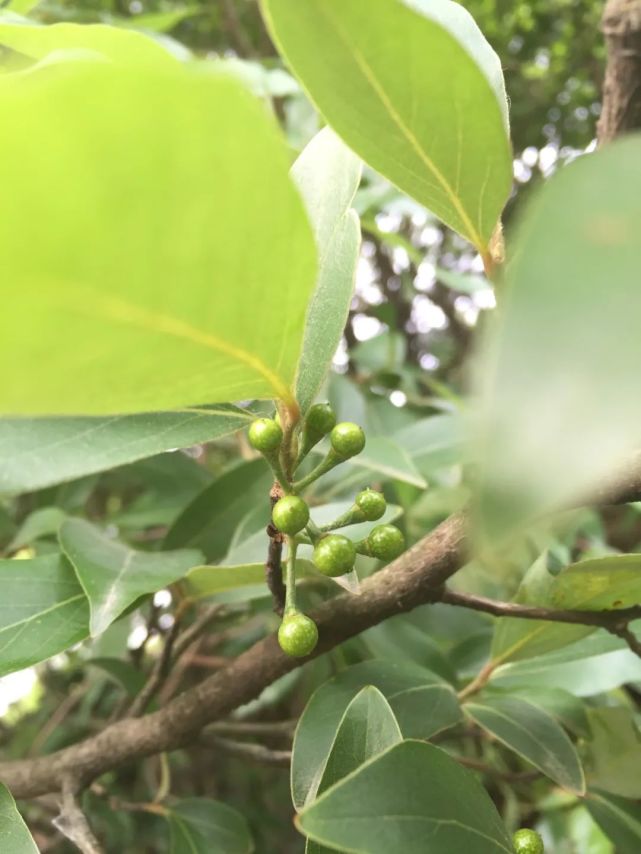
(284, 536, 298, 615)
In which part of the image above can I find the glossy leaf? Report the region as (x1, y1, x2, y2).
(261, 0, 512, 253)
(167, 798, 254, 854)
(587, 791, 641, 851)
(583, 707, 641, 798)
(292, 659, 461, 809)
(0, 784, 38, 853)
(293, 127, 362, 413)
(465, 694, 585, 794)
(0, 405, 253, 494)
(0, 554, 89, 677)
(0, 62, 316, 415)
(60, 518, 201, 635)
(476, 136, 641, 546)
(298, 741, 513, 853)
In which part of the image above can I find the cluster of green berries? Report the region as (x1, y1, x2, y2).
(248, 403, 406, 657)
(513, 829, 544, 854)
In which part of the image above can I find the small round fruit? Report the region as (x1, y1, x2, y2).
(248, 418, 283, 453)
(330, 422, 366, 459)
(313, 535, 357, 577)
(278, 613, 318, 657)
(355, 489, 386, 521)
(512, 829, 544, 854)
(368, 524, 405, 561)
(272, 496, 310, 535)
(306, 403, 336, 436)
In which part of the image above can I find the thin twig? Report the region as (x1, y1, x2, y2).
(200, 735, 292, 767)
(53, 778, 104, 854)
(455, 756, 540, 784)
(204, 719, 296, 738)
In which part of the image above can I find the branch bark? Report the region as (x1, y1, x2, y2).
(598, 0, 641, 144)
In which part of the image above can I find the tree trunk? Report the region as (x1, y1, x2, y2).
(598, 0, 641, 143)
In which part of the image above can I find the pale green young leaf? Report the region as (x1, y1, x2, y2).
(0, 63, 316, 415)
(167, 799, 254, 854)
(60, 519, 201, 636)
(0, 784, 39, 853)
(476, 136, 641, 548)
(0, 405, 253, 494)
(298, 741, 513, 853)
(0, 554, 89, 677)
(293, 127, 362, 413)
(465, 694, 585, 794)
(261, 0, 512, 253)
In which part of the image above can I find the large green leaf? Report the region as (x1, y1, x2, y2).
(583, 707, 641, 799)
(0, 554, 89, 677)
(476, 136, 641, 546)
(60, 518, 201, 635)
(0, 784, 38, 853)
(306, 686, 402, 854)
(292, 659, 461, 809)
(465, 694, 585, 794)
(346, 436, 427, 488)
(0, 405, 253, 494)
(261, 0, 512, 254)
(587, 792, 641, 852)
(167, 799, 254, 854)
(293, 127, 362, 413)
(0, 62, 316, 415)
(298, 741, 513, 853)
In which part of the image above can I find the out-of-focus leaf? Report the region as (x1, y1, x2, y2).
(0, 554, 89, 677)
(476, 137, 641, 548)
(583, 707, 641, 798)
(0, 405, 253, 494)
(87, 657, 147, 697)
(465, 694, 585, 794)
(9, 507, 67, 548)
(587, 791, 641, 851)
(292, 659, 461, 809)
(0, 783, 38, 853)
(293, 128, 362, 414)
(167, 798, 254, 854)
(298, 741, 513, 853)
(60, 519, 201, 636)
(346, 436, 427, 488)
(261, 0, 512, 254)
(0, 62, 317, 415)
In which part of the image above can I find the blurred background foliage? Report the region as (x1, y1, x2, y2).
(0, 2, 631, 853)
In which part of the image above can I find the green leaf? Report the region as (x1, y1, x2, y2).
(0, 20, 178, 65)
(292, 659, 461, 809)
(261, 0, 512, 254)
(298, 741, 513, 853)
(0, 62, 316, 415)
(465, 694, 585, 794)
(306, 686, 402, 854)
(0, 405, 253, 494)
(59, 518, 201, 636)
(0, 783, 38, 853)
(587, 791, 641, 852)
(87, 657, 147, 697)
(346, 436, 427, 488)
(293, 127, 362, 414)
(476, 137, 641, 546)
(583, 707, 641, 799)
(508, 687, 589, 737)
(9, 506, 67, 548)
(167, 798, 254, 854)
(165, 459, 273, 559)
(3, 0, 40, 14)
(0, 553, 89, 677)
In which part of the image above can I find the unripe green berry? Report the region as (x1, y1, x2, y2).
(272, 496, 310, 535)
(248, 418, 283, 453)
(368, 524, 405, 561)
(306, 403, 336, 437)
(278, 612, 318, 657)
(330, 422, 366, 459)
(355, 489, 386, 521)
(313, 534, 356, 577)
(512, 829, 544, 854)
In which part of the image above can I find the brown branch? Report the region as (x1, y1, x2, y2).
(266, 481, 286, 615)
(204, 719, 296, 738)
(200, 735, 291, 767)
(598, 0, 641, 144)
(52, 778, 104, 854)
(0, 512, 466, 799)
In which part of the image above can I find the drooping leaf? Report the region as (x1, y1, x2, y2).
(476, 136, 641, 547)
(583, 707, 641, 799)
(465, 694, 585, 794)
(0, 553, 89, 677)
(0, 62, 316, 415)
(298, 741, 513, 853)
(293, 127, 362, 413)
(167, 798, 254, 854)
(0, 783, 39, 853)
(0, 405, 254, 494)
(292, 660, 461, 809)
(59, 518, 201, 636)
(261, 0, 512, 254)
(587, 791, 641, 851)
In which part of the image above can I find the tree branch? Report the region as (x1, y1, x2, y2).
(52, 778, 104, 854)
(598, 0, 641, 144)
